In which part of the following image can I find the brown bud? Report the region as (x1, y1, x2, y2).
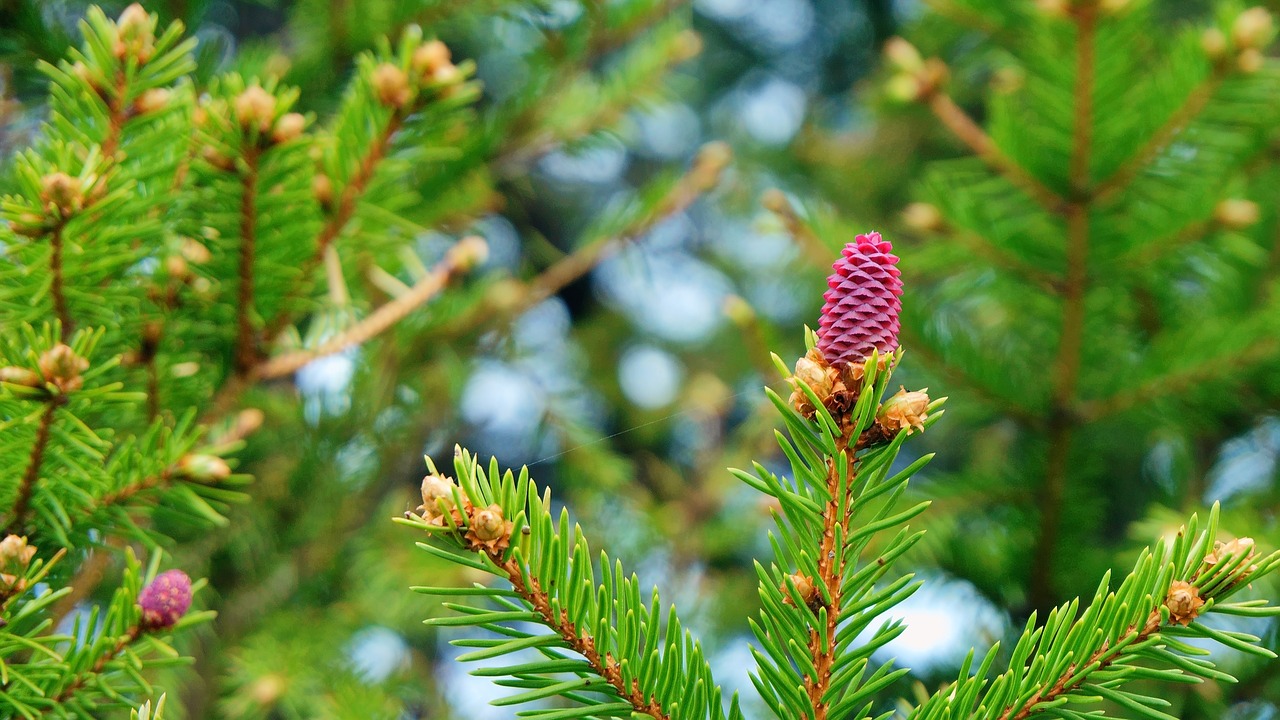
(181, 238, 212, 264)
(312, 174, 334, 210)
(38, 344, 88, 393)
(11, 212, 49, 237)
(883, 37, 924, 73)
(1201, 28, 1228, 59)
(234, 86, 277, 132)
(1233, 7, 1275, 49)
(135, 88, 171, 115)
(114, 3, 155, 62)
(0, 367, 42, 388)
(445, 236, 489, 272)
(1215, 199, 1260, 229)
(200, 145, 235, 172)
(1164, 580, 1204, 626)
(793, 355, 834, 398)
(0, 535, 36, 568)
(0, 574, 26, 596)
(1203, 537, 1259, 585)
(781, 572, 821, 609)
(164, 255, 190, 281)
(412, 40, 452, 79)
(177, 454, 232, 482)
(371, 63, 413, 108)
(271, 112, 306, 144)
(877, 387, 930, 435)
(1238, 48, 1265, 74)
(470, 505, 507, 540)
(419, 474, 457, 523)
(40, 172, 84, 216)
(901, 202, 944, 232)
(466, 503, 514, 553)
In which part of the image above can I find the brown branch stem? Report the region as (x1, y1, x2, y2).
(804, 434, 854, 720)
(1029, 4, 1095, 614)
(8, 401, 59, 534)
(925, 92, 1065, 213)
(1076, 336, 1280, 421)
(234, 148, 262, 375)
(1091, 69, 1225, 204)
(494, 553, 671, 720)
(52, 624, 143, 705)
(262, 114, 405, 343)
(998, 609, 1163, 720)
(254, 249, 465, 380)
(50, 224, 72, 340)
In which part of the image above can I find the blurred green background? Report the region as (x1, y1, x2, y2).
(3, 0, 1280, 718)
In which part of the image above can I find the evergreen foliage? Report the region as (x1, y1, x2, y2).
(0, 1, 713, 714)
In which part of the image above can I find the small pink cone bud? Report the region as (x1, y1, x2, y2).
(419, 474, 458, 524)
(412, 40, 452, 79)
(138, 570, 192, 630)
(1238, 48, 1265, 73)
(466, 504, 513, 553)
(817, 232, 902, 365)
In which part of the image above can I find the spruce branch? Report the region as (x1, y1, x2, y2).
(1031, 2, 1097, 614)
(1076, 335, 1280, 421)
(524, 141, 730, 308)
(233, 147, 262, 375)
(9, 400, 60, 535)
(1091, 63, 1226, 204)
(254, 236, 486, 380)
(924, 91, 1065, 213)
(914, 507, 1280, 720)
(261, 113, 404, 343)
(400, 450, 732, 720)
(48, 223, 71, 339)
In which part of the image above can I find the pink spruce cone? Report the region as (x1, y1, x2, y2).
(817, 232, 902, 364)
(138, 570, 192, 631)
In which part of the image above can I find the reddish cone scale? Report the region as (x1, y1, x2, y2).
(817, 232, 902, 364)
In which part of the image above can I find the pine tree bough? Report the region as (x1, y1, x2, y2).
(403, 232, 1280, 720)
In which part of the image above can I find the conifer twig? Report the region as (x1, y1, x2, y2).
(492, 553, 673, 720)
(805, 434, 855, 720)
(924, 92, 1066, 213)
(8, 402, 59, 534)
(1031, 3, 1097, 613)
(262, 114, 405, 343)
(233, 149, 262, 375)
(253, 238, 479, 380)
(52, 624, 144, 706)
(49, 223, 72, 340)
(997, 607, 1164, 720)
(1091, 69, 1226, 204)
(1076, 336, 1280, 420)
